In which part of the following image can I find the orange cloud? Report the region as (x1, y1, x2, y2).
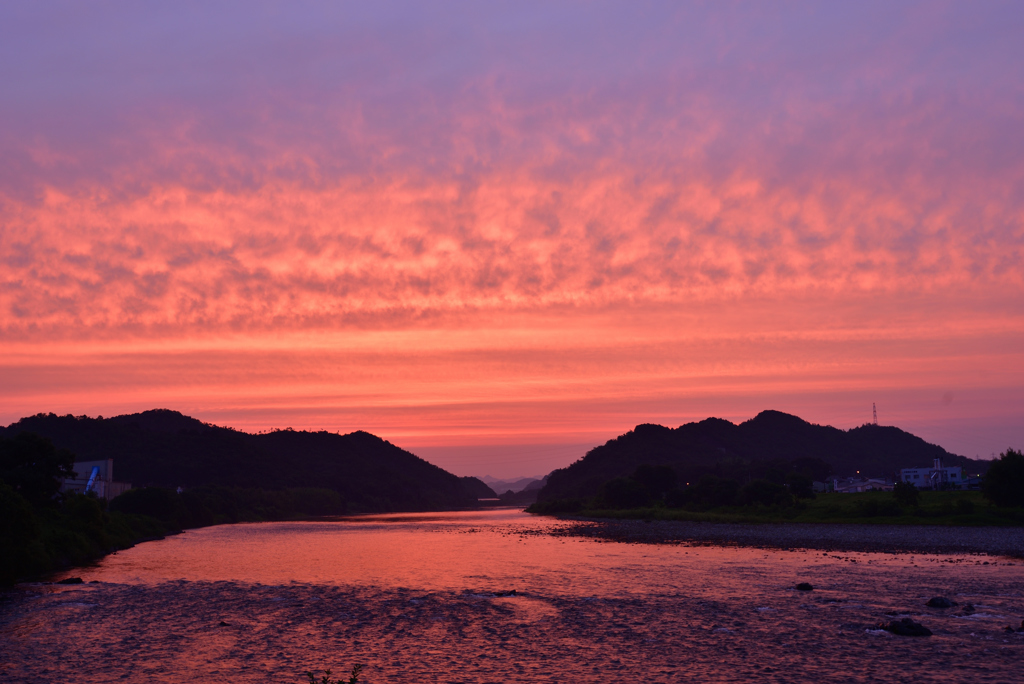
(1, 2, 1022, 474)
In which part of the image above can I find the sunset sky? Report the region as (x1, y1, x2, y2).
(1, 2, 1022, 478)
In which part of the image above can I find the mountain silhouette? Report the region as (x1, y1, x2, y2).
(1, 409, 495, 512)
(537, 410, 989, 502)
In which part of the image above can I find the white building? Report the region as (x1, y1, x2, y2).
(60, 459, 132, 499)
(900, 458, 963, 490)
(832, 476, 893, 493)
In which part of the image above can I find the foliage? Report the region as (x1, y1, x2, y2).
(305, 664, 363, 684)
(893, 480, 920, 507)
(631, 464, 677, 499)
(109, 487, 185, 521)
(955, 498, 975, 514)
(785, 472, 815, 499)
(0, 430, 358, 584)
(460, 476, 498, 500)
(737, 479, 792, 507)
(526, 498, 586, 514)
(598, 477, 652, 509)
(982, 449, 1024, 508)
(852, 498, 902, 517)
(108, 485, 349, 530)
(0, 491, 168, 585)
(0, 432, 75, 506)
(533, 490, 1019, 527)
(593, 465, 681, 509)
(0, 482, 40, 584)
(678, 475, 740, 509)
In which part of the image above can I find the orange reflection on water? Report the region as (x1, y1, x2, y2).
(6, 509, 1023, 683)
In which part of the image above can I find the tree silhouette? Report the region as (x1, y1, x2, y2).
(0, 433, 74, 506)
(892, 480, 919, 507)
(982, 449, 1024, 507)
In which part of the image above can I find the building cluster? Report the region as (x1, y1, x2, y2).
(899, 458, 965, 489)
(821, 458, 978, 493)
(830, 476, 893, 494)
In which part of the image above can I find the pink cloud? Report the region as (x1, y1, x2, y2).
(1, 2, 1022, 470)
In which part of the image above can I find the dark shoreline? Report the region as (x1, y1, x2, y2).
(547, 517, 1024, 558)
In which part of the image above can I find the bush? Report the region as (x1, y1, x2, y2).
(0, 433, 75, 507)
(683, 475, 740, 509)
(664, 488, 687, 508)
(982, 449, 1024, 508)
(284, 487, 347, 516)
(526, 498, 586, 514)
(110, 487, 186, 527)
(893, 480, 919, 507)
(631, 464, 677, 500)
(0, 482, 40, 584)
(64, 493, 106, 529)
(598, 477, 652, 509)
(737, 479, 792, 507)
(853, 499, 902, 517)
(785, 473, 815, 499)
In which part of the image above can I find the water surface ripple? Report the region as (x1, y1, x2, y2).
(2, 510, 1022, 683)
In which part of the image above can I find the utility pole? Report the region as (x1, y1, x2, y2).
(872, 402, 878, 425)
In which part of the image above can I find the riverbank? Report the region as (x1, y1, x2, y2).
(529, 490, 1024, 526)
(544, 517, 1024, 557)
(0, 500, 171, 585)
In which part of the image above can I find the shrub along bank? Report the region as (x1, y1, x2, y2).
(2, 481, 350, 585)
(0, 432, 350, 585)
(530, 490, 1018, 526)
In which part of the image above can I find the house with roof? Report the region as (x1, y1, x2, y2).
(832, 476, 893, 493)
(900, 458, 963, 490)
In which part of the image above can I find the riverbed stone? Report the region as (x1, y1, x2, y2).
(878, 618, 932, 637)
(925, 597, 956, 608)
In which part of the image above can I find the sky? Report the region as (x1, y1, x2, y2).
(1, 1, 1022, 478)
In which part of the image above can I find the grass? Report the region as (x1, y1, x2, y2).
(565, 490, 1024, 526)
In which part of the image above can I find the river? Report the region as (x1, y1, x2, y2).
(2, 509, 1022, 682)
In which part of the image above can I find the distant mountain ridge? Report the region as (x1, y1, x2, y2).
(480, 475, 544, 493)
(1, 409, 496, 512)
(538, 410, 989, 502)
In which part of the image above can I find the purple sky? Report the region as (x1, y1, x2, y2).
(1, 2, 1022, 477)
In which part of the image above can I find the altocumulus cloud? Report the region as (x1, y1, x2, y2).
(1, 0, 1022, 338)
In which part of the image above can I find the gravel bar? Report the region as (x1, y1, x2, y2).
(550, 517, 1024, 558)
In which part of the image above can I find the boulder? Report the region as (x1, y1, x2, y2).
(878, 618, 932, 637)
(795, 583, 814, 591)
(925, 597, 957, 608)
(55, 577, 83, 585)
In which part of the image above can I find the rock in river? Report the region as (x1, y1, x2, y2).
(925, 597, 956, 608)
(878, 618, 932, 637)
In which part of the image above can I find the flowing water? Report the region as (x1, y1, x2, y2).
(2, 509, 1022, 683)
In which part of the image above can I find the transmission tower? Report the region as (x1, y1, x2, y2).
(872, 402, 878, 425)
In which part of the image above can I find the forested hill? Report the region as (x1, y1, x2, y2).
(538, 410, 989, 502)
(1, 410, 495, 512)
